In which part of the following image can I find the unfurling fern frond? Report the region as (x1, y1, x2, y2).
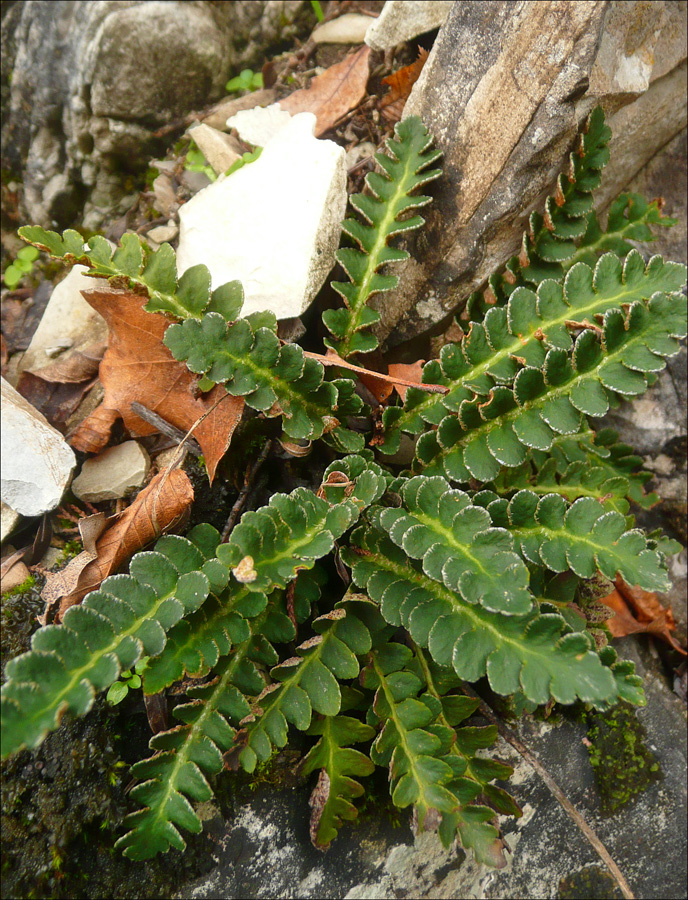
(323, 116, 442, 358)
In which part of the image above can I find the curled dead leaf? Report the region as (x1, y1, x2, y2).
(46, 469, 194, 622)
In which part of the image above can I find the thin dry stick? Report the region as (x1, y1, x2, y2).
(461, 685, 635, 900)
(130, 402, 203, 457)
(221, 439, 273, 542)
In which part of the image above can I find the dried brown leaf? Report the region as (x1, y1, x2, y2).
(280, 46, 371, 136)
(599, 578, 686, 654)
(73, 289, 244, 482)
(50, 469, 194, 621)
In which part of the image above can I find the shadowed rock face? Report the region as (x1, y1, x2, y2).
(0, 0, 309, 230)
(375, 0, 687, 348)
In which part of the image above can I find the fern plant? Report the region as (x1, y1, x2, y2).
(2, 112, 685, 872)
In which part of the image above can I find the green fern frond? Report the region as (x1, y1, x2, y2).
(17, 226, 243, 321)
(343, 526, 634, 708)
(480, 489, 670, 591)
(412, 292, 687, 484)
(323, 116, 442, 358)
(1, 529, 216, 757)
(116, 601, 275, 860)
(238, 603, 373, 771)
(164, 311, 363, 444)
(301, 714, 375, 849)
(379, 251, 687, 455)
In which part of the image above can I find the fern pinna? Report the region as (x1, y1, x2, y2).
(2, 111, 685, 869)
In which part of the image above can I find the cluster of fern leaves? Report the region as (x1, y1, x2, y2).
(2, 110, 686, 868)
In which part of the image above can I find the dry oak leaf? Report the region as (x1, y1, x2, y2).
(69, 289, 244, 482)
(599, 576, 686, 655)
(280, 45, 371, 136)
(45, 468, 194, 622)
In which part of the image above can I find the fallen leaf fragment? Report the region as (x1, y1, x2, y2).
(280, 45, 371, 136)
(69, 289, 244, 482)
(387, 361, 427, 402)
(599, 576, 686, 654)
(380, 47, 429, 123)
(46, 469, 194, 621)
(308, 348, 446, 400)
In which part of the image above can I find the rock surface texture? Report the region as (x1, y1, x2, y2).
(364, 0, 453, 51)
(1, 377, 76, 517)
(176, 112, 347, 319)
(376, 0, 687, 347)
(71, 440, 150, 502)
(1, 0, 308, 229)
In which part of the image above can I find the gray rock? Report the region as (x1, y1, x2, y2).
(364, 1, 453, 51)
(71, 440, 150, 502)
(176, 635, 687, 899)
(374, 0, 687, 347)
(1, 377, 76, 517)
(1, 0, 309, 229)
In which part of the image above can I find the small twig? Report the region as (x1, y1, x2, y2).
(130, 402, 203, 457)
(460, 685, 635, 900)
(221, 440, 273, 542)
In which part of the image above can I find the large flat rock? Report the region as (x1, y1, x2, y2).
(374, 0, 687, 347)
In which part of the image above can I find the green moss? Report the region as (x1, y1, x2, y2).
(1, 573, 37, 599)
(558, 865, 623, 899)
(584, 701, 662, 816)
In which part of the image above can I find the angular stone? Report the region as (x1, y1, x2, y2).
(16, 265, 108, 378)
(1, 378, 76, 517)
(227, 102, 294, 146)
(187, 123, 241, 177)
(371, 0, 687, 347)
(176, 112, 347, 319)
(313, 14, 373, 44)
(71, 441, 151, 503)
(1, 501, 21, 544)
(365, 1, 453, 51)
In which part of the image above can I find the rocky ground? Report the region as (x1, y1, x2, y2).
(1, 2, 686, 898)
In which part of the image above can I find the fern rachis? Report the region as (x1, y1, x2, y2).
(2, 109, 685, 870)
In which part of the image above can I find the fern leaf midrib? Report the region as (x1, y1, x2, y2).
(387, 261, 684, 440)
(337, 158, 423, 358)
(371, 653, 453, 821)
(3, 579, 186, 747)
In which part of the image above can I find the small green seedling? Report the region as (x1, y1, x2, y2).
(3, 245, 39, 288)
(310, 0, 325, 23)
(226, 69, 263, 94)
(184, 141, 217, 183)
(106, 658, 148, 706)
(226, 147, 263, 176)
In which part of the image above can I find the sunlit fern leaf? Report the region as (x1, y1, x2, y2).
(379, 251, 687, 456)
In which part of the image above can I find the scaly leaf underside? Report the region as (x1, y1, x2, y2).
(323, 115, 442, 358)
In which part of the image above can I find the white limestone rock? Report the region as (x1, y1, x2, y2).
(17, 265, 108, 376)
(1, 378, 76, 517)
(1, 501, 21, 544)
(176, 112, 347, 319)
(365, 0, 452, 50)
(72, 440, 151, 502)
(226, 102, 293, 147)
(312, 13, 372, 44)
